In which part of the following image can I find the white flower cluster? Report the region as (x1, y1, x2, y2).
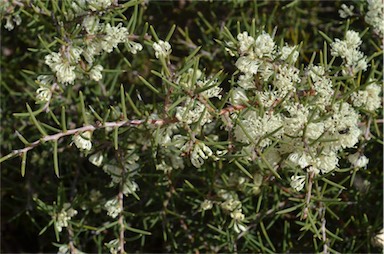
(53, 203, 78, 232)
(200, 199, 213, 210)
(351, 82, 382, 111)
(235, 31, 300, 97)
(104, 198, 122, 218)
(331, 30, 367, 76)
(290, 175, 306, 192)
(175, 68, 222, 126)
(153, 40, 172, 59)
(44, 8, 142, 86)
(89, 64, 104, 82)
(45, 48, 81, 85)
(4, 14, 21, 31)
(35, 87, 52, 103)
(365, 0, 384, 39)
(218, 192, 247, 233)
(234, 111, 283, 148)
(228, 30, 376, 187)
(34, 75, 56, 104)
(89, 152, 104, 167)
(73, 131, 93, 151)
(372, 228, 384, 248)
(187, 141, 213, 168)
(105, 239, 121, 254)
(307, 65, 334, 109)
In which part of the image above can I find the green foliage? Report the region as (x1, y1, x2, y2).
(1, 0, 382, 253)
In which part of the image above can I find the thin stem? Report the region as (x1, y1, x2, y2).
(0, 118, 171, 164)
(118, 190, 125, 254)
(303, 171, 315, 220)
(320, 204, 329, 254)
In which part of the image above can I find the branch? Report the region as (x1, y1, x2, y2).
(302, 171, 315, 220)
(0, 119, 168, 164)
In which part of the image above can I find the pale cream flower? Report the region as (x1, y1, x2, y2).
(104, 198, 121, 218)
(36, 86, 52, 103)
(54, 203, 78, 232)
(89, 64, 103, 81)
(89, 152, 104, 167)
(290, 175, 306, 192)
(348, 152, 369, 168)
(73, 131, 93, 151)
(153, 40, 172, 59)
(200, 200, 213, 211)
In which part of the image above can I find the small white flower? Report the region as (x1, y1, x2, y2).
(127, 41, 143, 54)
(307, 166, 320, 175)
(233, 221, 247, 233)
(231, 87, 249, 105)
(230, 209, 245, 221)
(54, 203, 78, 232)
(36, 86, 52, 103)
(288, 152, 311, 169)
(87, 0, 113, 11)
(279, 45, 299, 63)
(274, 65, 301, 94)
(58, 244, 70, 254)
(305, 122, 325, 140)
(254, 31, 276, 58)
(200, 200, 213, 211)
(89, 64, 103, 81)
(365, 0, 384, 38)
(190, 142, 213, 168)
(82, 15, 100, 34)
(331, 30, 367, 75)
(237, 31, 255, 54)
(351, 83, 382, 111)
(104, 198, 122, 218)
(73, 131, 93, 151)
(153, 40, 172, 59)
(314, 153, 338, 174)
(89, 152, 104, 167)
(237, 73, 255, 89)
(123, 179, 139, 196)
(175, 99, 212, 126)
(339, 4, 355, 18)
(4, 15, 21, 31)
(290, 175, 306, 192)
(348, 152, 369, 168)
(45, 52, 77, 85)
(105, 239, 120, 254)
(101, 23, 129, 53)
(372, 228, 384, 248)
(221, 199, 241, 211)
(235, 57, 261, 76)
